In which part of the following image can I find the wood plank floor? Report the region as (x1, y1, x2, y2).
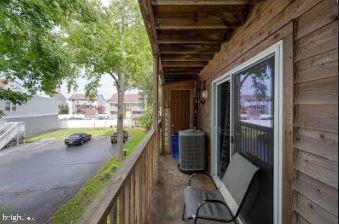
(150, 155, 233, 224)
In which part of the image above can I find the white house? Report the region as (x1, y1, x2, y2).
(0, 80, 59, 135)
(106, 93, 145, 119)
(68, 93, 106, 117)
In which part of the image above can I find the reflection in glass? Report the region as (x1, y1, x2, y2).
(233, 55, 274, 166)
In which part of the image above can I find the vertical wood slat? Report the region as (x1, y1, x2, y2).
(109, 201, 117, 224)
(124, 177, 130, 224)
(135, 160, 142, 224)
(140, 153, 145, 223)
(118, 189, 125, 224)
(130, 171, 135, 224)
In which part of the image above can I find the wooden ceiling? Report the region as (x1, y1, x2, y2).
(139, 0, 263, 83)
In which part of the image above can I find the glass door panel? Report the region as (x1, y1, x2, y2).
(216, 81, 231, 179)
(233, 55, 274, 224)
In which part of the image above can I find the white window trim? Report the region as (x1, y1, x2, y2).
(211, 41, 283, 224)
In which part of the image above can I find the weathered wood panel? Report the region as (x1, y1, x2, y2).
(294, 172, 338, 216)
(295, 21, 338, 62)
(295, 49, 338, 83)
(295, 193, 338, 224)
(294, 76, 338, 105)
(294, 104, 338, 132)
(294, 128, 338, 161)
(296, 150, 337, 192)
(296, 0, 338, 39)
(199, 0, 321, 80)
(196, 1, 338, 224)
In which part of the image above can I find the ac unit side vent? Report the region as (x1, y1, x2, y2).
(179, 129, 206, 172)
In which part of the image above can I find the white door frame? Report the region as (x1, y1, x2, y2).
(211, 41, 283, 224)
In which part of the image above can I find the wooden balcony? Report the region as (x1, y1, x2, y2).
(76, 129, 159, 224)
(149, 155, 216, 224)
(76, 129, 220, 224)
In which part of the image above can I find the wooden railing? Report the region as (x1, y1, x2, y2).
(76, 128, 158, 224)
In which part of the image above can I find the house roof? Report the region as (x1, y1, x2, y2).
(107, 94, 141, 103)
(69, 93, 87, 100)
(138, 0, 261, 83)
(52, 92, 67, 100)
(69, 93, 98, 101)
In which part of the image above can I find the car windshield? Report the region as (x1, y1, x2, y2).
(70, 134, 81, 138)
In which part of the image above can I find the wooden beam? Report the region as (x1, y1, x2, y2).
(153, 0, 262, 5)
(163, 67, 203, 72)
(157, 30, 228, 43)
(164, 71, 198, 75)
(162, 61, 208, 67)
(152, 55, 159, 129)
(159, 43, 220, 54)
(164, 74, 198, 78)
(138, 0, 164, 80)
(156, 17, 240, 30)
(164, 69, 199, 74)
(161, 54, 214, 61)
(164, 75, 198, 82)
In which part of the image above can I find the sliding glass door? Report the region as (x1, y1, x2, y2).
(212, 42, 283, 224)
(232, 55, 274, 224)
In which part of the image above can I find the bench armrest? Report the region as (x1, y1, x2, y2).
(194, 199, 235, 224)
(188, 173, 217, 190)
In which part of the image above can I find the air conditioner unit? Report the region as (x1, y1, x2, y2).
(179, 129, 206, 172)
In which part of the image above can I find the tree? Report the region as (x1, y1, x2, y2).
(0, 0, 96, 115)
(59, 103, 69, 114)
(67, 0, 152, 160)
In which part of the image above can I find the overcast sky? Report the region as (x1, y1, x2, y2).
(59, 73, 140, 100)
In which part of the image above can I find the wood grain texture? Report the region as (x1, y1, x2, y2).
(295, 21, 338, 62)
(294, 172, 338, 216)
(296, 149, 338, 189)
(294, 128, 338, 161)
(295, 192, 338, 224)
(295, 49, 338, 83)
(294, 76, 338, 105)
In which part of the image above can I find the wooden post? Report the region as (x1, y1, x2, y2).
(124, 178, 131, 224)
(118, 190, 125, 224)
(109, 201, 118, 224)
(152, 55, 159, 129)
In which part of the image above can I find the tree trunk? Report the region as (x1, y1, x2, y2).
(116, 73, 125, 161)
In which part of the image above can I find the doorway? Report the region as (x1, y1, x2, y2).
(170, 90, 191, 134)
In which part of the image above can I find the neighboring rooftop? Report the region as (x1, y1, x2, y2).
(107, 93, 141, 103)
(52, 92, 67, 100)
(69, 93, 98, 101)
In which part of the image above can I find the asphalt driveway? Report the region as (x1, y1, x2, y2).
(0, 137, 115, 223)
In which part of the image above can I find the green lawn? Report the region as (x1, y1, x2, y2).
(25, 128, 114, 143)
(48, 128, 147, 224)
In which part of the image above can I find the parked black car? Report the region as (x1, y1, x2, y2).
(65, 133, 91, 146)
(111, 130, 129, 144)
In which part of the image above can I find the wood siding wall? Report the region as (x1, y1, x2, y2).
(198, 1, 338, 224)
